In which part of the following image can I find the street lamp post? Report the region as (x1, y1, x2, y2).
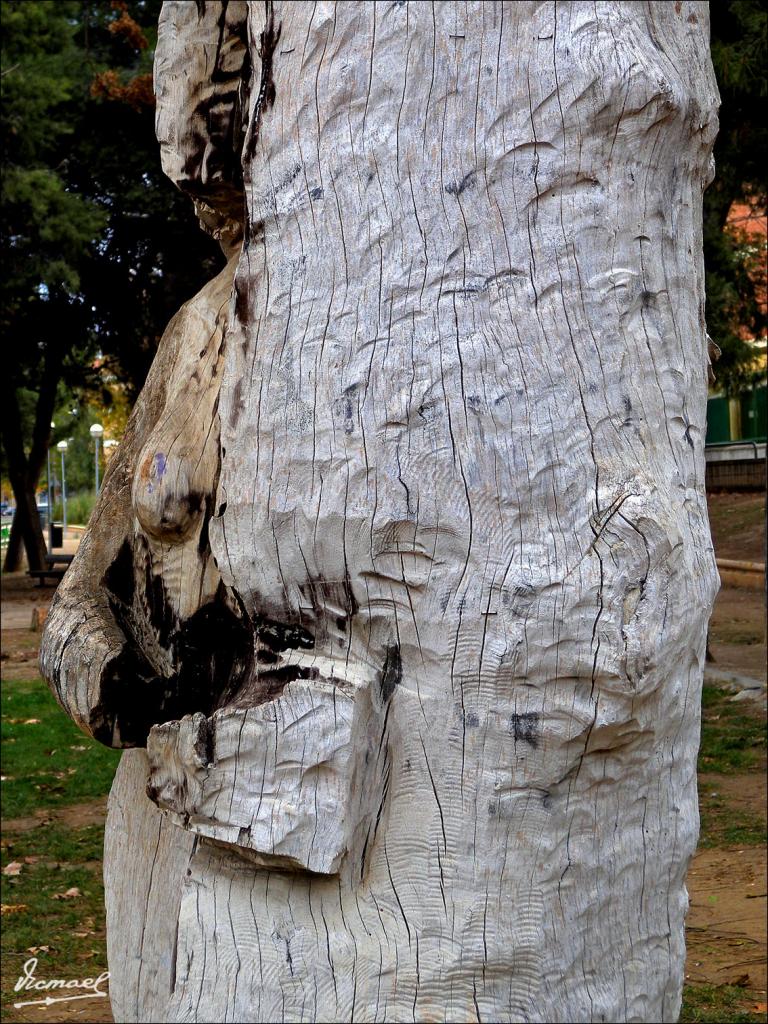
(56, 440, 68, 538)
(90, 423, 104, 494)
(47, 422, 55, 555)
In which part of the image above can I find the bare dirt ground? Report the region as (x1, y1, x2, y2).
(688, 770, 768, 993)
(3, 800, 108, 835)
(708, 492, 766, 565)
(688, 846, 767, 991)
(709, 584, 768, 679)
(10, 1002, 112, 1024)
(1, 574, 58, 681)
(706, 491, 766, 677)
(690, 491, 767, 1009)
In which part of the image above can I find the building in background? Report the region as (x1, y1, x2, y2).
(706, 200, 767, 447)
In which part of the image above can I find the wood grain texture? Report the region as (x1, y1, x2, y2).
(41, 2, 720, 1021)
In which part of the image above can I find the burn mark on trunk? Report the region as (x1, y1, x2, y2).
(229, 377, 246, 426)
(245, 0, 281, 162)
(198, 495, 214, 555)
(211, 0, 230, 80)
(242, 218, 264, 252)
(211, 605, 316, 709)
(99, 539, 253, 746)
(103, 540, 135, 607)
(233, 276, 249, 332)
(100, 590, 250, 747)
(297, 576, 358, 642)
(144, 550, 176, 647)
(197, 438, 222, 556)
(95, 592, 251, 748)
(380, 644, 402, 701)
(445, 170, 476, 197)
(225, 663, 320, 710)
(257, 618, 314, 654)
(510, 712, 539, 748)
(176, 0, 249, 214)
(194, 714, 215, 766)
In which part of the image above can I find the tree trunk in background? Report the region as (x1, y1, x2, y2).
(2, 515, 26, 574)
(2, 486, 43, 572)
(41, 3, 720, 1022)
(3, 350, 61, 573)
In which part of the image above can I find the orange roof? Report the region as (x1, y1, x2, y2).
(726, 202, 767, 336)
(727, 202, 767, 239)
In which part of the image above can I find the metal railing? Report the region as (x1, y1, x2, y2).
(705, 439, 766, 459)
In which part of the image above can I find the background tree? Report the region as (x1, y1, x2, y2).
(1, 0, 224, 571)
(705, 0, 768, 395)
(2, 1, 104, 570)
(4, 0, 764, 576)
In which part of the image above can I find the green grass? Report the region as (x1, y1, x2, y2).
(699, 685, 767, 774)
(699, 782, 767, 848)
(681, 983, 767, 1023)
(1, 824, 109, 1021)
(1, 679, 116, 1020)
(697, 686, 767, 846)
(1, 678, 120, 820)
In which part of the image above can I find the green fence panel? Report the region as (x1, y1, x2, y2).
(740, 384, 767, 441)
(706, 395, 731, 444)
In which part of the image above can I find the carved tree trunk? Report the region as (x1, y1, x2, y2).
(41, 3, 720, 1022)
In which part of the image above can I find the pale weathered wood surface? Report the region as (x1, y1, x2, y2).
(41, 2, 720, 1021)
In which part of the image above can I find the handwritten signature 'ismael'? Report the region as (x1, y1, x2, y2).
(13, 956, 110, 1010)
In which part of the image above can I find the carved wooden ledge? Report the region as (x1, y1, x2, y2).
(147, 671, 391, 876)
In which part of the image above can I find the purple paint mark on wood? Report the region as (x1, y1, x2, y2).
(147, 452, 166, 494)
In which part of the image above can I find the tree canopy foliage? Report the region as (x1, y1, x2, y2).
(1, 0, 765, 571)
(705, 0, 768, 395)
(1, 0, 224, 569)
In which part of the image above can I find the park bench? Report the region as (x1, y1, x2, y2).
(27, 553, 74, 587)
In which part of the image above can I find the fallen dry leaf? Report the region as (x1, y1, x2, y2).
(27, 945, 52, 955)
(23, 718, 41, 724)
(51, 886, 81, 901)
(2, 861, 22, 876)
(23, 855, 40, 864)
(72, 930, 95, 938)
(1, 904, 28, 915)
(752, 1004, 767, 1014)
